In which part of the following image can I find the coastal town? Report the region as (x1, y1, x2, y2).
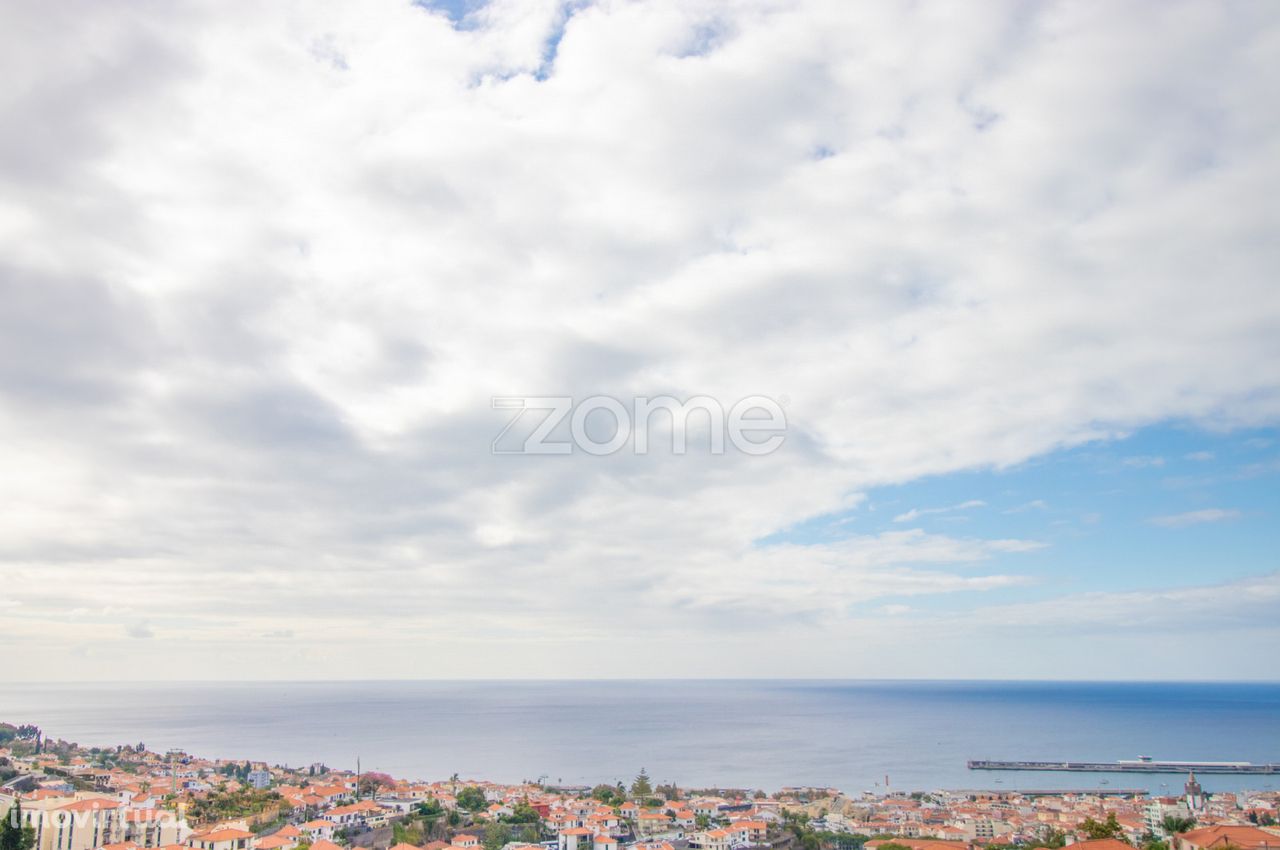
(2, 724, 1277, 850)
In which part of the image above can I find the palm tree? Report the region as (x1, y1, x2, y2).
(1161, 816, 1196, 837)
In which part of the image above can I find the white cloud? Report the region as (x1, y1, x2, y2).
(0, 0, 1278, 678)
(126, 621, 154, 640)
(962, 572, 1280, 631)
(1149, 508, 1241, 528)
(1002, 499, 1048, 514)
(893, 500, 987, 523)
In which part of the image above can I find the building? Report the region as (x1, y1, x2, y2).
(186, 827, 255, 850)
(0, 793, 127, 850)
(1184, 775, 1204, 813)
(1174, 826, 1278, 850)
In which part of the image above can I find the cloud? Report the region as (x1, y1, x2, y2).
(893, 500, 986, 523)
(1122, 455, 1166, 468)
(126, 622, 154, 639)
(0, 0, 1277, 678)
(1002, 499, 1048, 514)
(963, 572, 1280, 632)
(1184, 451, 1215, 461)
(1149, 508, 1241, 528)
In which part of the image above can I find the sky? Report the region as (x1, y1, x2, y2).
(1, 0, 1278, 681)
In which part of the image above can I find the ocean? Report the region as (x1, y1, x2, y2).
(3, 680, 1278, 795)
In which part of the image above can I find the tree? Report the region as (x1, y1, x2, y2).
(482, 823, 511, 850)
(1027, 827, 1067, 849)
(630, 769, 652, 799)
(417, 798, 446, 821)
(1161, 816, 1195, 836)
(457, 786, 487, 813)
(0, 802, 36, 850)
(1081, 814, 1125, 842)
(504, 801, 540, 825)
(359, 773, 394, 798)
(393, 822, 425, 847)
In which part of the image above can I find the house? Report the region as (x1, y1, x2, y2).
(254, 837, 293, 850)
(1174, 826, 1278, 850)
(321, 801, 386, 829)
(185, 827, 255, 850)
(668, 810, 696, 829)
(121, 808, 188, 848)
(34, 797, 126, 850)
(636, 813, 673, 837)
(728, 821, 768, 845)
(558, 827, 594, 850)
(864, 840, 968, 850)
(1070, 840, 1133, 850)
(692, 829, 735, 850)
(298, 820, 335, 842)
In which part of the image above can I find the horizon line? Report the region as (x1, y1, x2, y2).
(8, 676, 1280, 685)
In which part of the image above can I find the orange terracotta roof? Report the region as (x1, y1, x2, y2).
(192, 828, 255, 842)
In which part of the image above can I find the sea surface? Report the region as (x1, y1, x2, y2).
(4, 680, 1279, 795)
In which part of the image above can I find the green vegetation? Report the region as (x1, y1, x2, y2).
(1081, 814, 1126, 842)
(630, 769, 653, 799)
(482, 823, 511, 850)
(591, 785, 628, 806)
(358, 773, 394, 798)
(501, 801, 541, 826)
(782, 810, 866, 850)
(2, 726, 43, 758)
(1161, 816, 1196, 836)
(186, 786, 283, 824)
(456, 786, 488, 813)
(393, 821, 422, 846)
(393, 798, 454, 845)
(416, 798, 447, 822)
(1025, 827, 1068, 849)
(0, 802, 36, 850)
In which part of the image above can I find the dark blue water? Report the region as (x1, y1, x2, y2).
(3, 680, 1278, 794)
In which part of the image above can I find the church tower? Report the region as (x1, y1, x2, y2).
(1184, 771, 1204, 811)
